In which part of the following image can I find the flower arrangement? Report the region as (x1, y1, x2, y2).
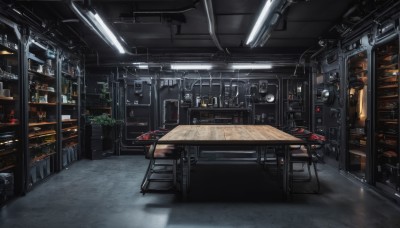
(90, 114, 116, 126)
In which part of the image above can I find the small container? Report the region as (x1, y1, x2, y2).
(2, 89, 10, 97)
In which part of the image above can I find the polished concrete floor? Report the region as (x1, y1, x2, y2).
(1, 155, 400, 228)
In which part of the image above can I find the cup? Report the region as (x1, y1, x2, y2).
(2, 89, 10, 97)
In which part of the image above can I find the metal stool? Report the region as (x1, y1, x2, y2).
(289, 144, 320, 194)
(140, 143, 179, 194)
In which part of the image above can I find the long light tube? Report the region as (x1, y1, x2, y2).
(231, 64, 272, 70)
(246, 0, 275, 45)
(92, 13, 125, 54)
(171, 64, 213, 70)
(32, 39, 47, 50)
(138, 64, 149, 69)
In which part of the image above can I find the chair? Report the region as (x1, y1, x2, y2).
(287, 128, 323, 194)
(289, 144, 320, 194)
(140, 143, 180, 194)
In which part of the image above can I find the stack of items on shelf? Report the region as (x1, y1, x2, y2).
(0, 173, 13, 203)
(62, 144, 78, 168)
(0, 81, 13, 100)
(0, 132, 17, 171)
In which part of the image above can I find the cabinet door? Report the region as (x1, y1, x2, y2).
(0, 22, 21, 200)
(27, 38, 58, 188)
(124, 80, 152, 141)
(60, 58, 80, 167)
(346, 51, 369, 181)
(374, 38, 399, 193)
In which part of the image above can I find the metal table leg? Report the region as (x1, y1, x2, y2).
(283, 145, 290, 199)
(179, 146, 191, 199)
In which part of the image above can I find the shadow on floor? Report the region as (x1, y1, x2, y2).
(176, 162, 326, 203)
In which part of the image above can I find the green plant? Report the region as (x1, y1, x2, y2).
(90, 114, 116, 126)
(98, 82, 111, 103)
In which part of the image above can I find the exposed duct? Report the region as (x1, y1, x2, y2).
(0, 15, 21, 40)
(202, 0, 224, 51)
(133, 0, 200, 14)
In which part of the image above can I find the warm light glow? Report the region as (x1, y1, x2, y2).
(171, 64, 213, 70)
(92, 13, 125, 54)
(246, 0, 274, 45)
(0, 50, 14, 55)
(231, 64, 272, 70)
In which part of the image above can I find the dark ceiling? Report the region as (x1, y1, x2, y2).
(1, 0, 394, 65)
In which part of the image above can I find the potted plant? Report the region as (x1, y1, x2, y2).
(91, 113, 116, 127)
(90, 114, 116, 151)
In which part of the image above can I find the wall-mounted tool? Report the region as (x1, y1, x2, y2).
(296, 82, 303, 96)
(183, 93, 192, 106)
(258, 80, 268, 98)
(266, 93, 275, 103)
(321, 86, 335, 105)
(250, 83, 258, 98)
(328, 72, 339, 84)
(134, 80, 143, 96)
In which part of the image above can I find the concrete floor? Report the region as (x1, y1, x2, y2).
(1, 155, 400, 228)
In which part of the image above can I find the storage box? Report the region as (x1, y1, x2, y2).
(61, 115, 71, 120)
(0, 173, 14, 198)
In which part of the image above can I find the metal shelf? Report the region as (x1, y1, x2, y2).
(0, 165, 16, 172)
(28, 70, 55, 80)
(29, 122, 57, 127)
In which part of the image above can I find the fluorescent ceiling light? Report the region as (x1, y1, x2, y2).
(138, 64, 148, 69)
(171, 64, 213, 70)
(132, 63, 148, 69)
(92, 12, 125, 54)
(32, 39, 47, 50)
(231, 64, 272, 70)
(246, 0, 274, 45)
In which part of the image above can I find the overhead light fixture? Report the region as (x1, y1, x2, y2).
(32, 39, 47, 50)
(132, 63, 148, 69)
(231, 63, 272, 70)
(171, 64, 213, 70)
(138, 65, 148, 69)
(246, 0, 274, 45)
(68, 1, 126, 54)
(90, 12, 125, 54)
(246, 0, 289, 47)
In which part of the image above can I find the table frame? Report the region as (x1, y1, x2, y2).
(156, 125, 306, 199)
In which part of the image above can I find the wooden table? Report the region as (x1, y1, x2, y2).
(157, 125, 304, 198)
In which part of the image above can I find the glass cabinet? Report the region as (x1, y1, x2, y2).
(27, 38, 57, 188)
(347, 51, 369, 181)
(374, 38, 399, 193)
(60, 57, 80, 168)
(0, 21, 21, 202)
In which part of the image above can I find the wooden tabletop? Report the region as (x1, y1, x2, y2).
(158, 125, 304, 145)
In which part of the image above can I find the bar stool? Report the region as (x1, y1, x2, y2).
(289, 143, 320, 194)
(140, 143, 180, 194)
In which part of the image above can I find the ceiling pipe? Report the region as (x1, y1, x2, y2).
(0, 15, 21, 40)
(133, 0, 200, 14)
(202, 0, 224, 52)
